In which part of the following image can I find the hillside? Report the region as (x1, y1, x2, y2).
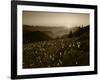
(62, 25, 89, 39)
(23, 25, 89, 43)
(23, 25, 70, 39)
(23, 25, 90, 68)
(23, 31, 52, 43)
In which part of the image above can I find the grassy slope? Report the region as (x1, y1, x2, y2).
(23, 25, 89, 68)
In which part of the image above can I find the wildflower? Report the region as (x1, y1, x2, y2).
(72, 43, 75, 47)
(59, 59, 62, 64)
(77, 45, 80, 48)
(40, 60, 42, 63)
(77, 41, 81, 48)
(60, 52, 62, 56)
(69, 44, 71, 47)
(52, 57, 54, 61)
(76, 61, 78, 64)
(57, 62, 60, 66)
(48, 65, 51, 67)
(49, 55, 52, 59)
(30, 63, 34, 67)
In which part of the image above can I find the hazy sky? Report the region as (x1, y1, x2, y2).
(23, 11, 89, 28)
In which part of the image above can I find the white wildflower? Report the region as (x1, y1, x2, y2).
(69, 44, 71, 47)
(76, 61, 78, 64)
(57, 62, 60, 66)
(59, 59, 62, 64)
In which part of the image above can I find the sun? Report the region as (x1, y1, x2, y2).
(67, 24, 71, 28)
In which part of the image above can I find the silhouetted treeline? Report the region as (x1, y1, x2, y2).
(62, 25, 89, 39)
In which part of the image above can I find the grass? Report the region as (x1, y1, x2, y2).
(23, 37, 89, 68)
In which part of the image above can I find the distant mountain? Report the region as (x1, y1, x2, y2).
(23, 25, 67, 32)
(23, 25, 89, 43)
(23, 25, 70, 39)
(43, 31, 55, 39)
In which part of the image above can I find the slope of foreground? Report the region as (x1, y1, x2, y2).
(23, 25, 89, 68)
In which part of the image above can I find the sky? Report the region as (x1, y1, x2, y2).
(23, 11, 90, 28)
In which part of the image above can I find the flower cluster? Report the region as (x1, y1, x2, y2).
(23, 38, 89, 68)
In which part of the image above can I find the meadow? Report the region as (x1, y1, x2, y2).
(23, 25, 89, 68)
